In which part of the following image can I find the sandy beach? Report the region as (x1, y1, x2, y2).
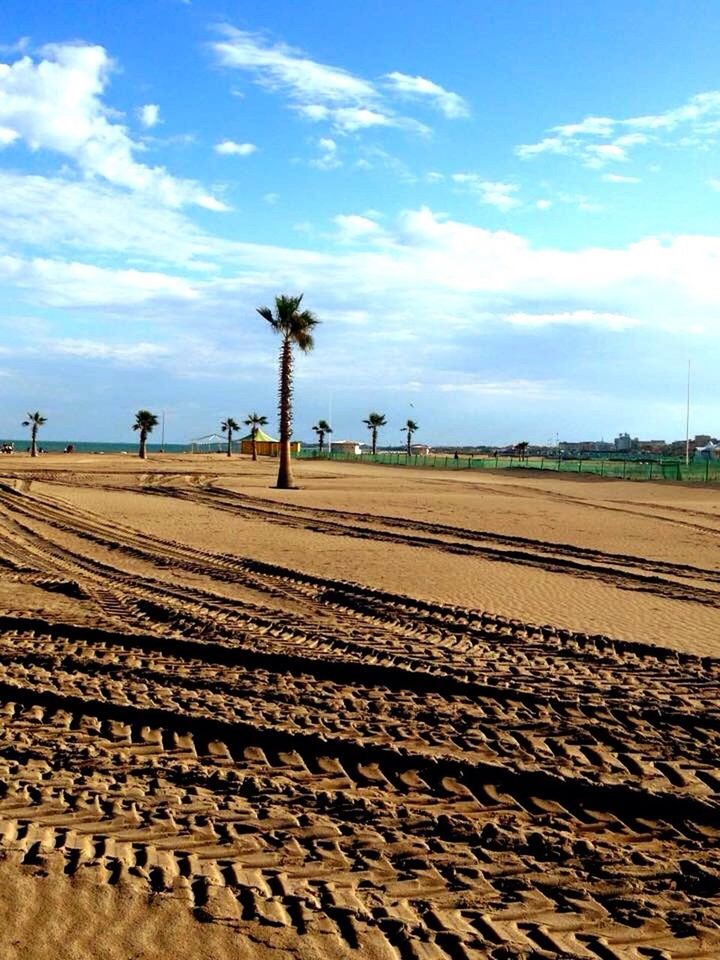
(1, 453, 719, 958)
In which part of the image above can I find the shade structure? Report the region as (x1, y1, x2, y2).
(189, 433, 228, 453)
(239, 429, 300, 457)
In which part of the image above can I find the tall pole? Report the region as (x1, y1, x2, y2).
(685, 360, 691, 468)
(161, 410, 166, 453)
(327, 395, 332, 453)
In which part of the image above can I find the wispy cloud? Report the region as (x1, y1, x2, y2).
(210, 26, 454, 137)
(0, 44, 225, 210)
(451, 174, 520, 210)
(517, 91, 720, 168)
(383, 72, 469, 118)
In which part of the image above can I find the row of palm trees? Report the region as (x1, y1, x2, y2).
(221, 413, 267, 460)
(313, 415, 420, 456)
(21, 294, 417, 487)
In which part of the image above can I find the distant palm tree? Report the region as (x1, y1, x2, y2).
(363, 412, 387, 456)
(402, 419, 419, 456)
(133, 409, 159, 460)
(312, 419, 332, 454)
(257, 294, 319, 489)
(22, 411, 46, 458)
(514, 440, 529, 461)
(221, 417, 240, 457)
(244, 412, 268, 461)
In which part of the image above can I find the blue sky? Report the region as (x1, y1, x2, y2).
(0, 0, 718, 446)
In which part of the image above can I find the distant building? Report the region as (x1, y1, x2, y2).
(410, 443, 431, 455)
(614, 432, 638, 452)
(331, 440, 362, 456)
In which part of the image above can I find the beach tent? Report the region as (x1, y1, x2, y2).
(189, 433, 229, 453)
(239, 429, 300, 457)
(695, 441, 720, 460)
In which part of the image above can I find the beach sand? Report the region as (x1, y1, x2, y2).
(1, 453, 719, 958)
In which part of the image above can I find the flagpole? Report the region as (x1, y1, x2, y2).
(685, 360, 691, 468)
(328, 395, 332, 454)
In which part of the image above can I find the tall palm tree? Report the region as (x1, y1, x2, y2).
(133, 409, 159, 460)
(221, 417, 240, 457)
(312, 419, 332, 454)
(22, 411, 46, 458)
(402, 419, 419, 456)
(243, 412, 268, 462)
(363, 412, 387, 456)
(257, 294, 319, 489)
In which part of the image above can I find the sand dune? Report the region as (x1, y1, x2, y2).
(1, 454, 719, 958)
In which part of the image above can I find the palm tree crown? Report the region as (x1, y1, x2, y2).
(402, 418, 419, 455)
(243, 412, 268, 462)
(363, 411, 387, 456)
(22, 411, 47, 458)
(258, 294, 320, 488)
(312, 418, 332, 454)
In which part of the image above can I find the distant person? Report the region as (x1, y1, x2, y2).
(453, 450, 459, 461)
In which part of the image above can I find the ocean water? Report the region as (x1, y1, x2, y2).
(0, 439, 190, 454)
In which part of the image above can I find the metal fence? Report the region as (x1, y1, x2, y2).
(294, 449, 720, 483)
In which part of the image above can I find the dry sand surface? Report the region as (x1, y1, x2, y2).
(1, 452, 720, 959)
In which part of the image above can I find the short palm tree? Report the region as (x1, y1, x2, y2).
(133, 409, 159, 460)
(22, 411, 46, 458)
(244, 412, 268, 461)
(312, 419, 332, 455)
(363, 412, 386, 456)
(257, 294, 319, 488)
(221, 417, 240, 457)
(402, 419, 419, 456)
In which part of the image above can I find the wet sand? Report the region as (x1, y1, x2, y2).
(1, 454, 719, 959)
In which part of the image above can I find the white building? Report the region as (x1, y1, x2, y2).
(331, 440, 362, 456)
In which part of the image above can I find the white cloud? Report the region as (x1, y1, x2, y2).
(0, 125, 19, 144)
(47, 339, 171, 363)
(333, 214, 384, 242)
(0, 254, 198, 307)
(383, 72, 469, 118)
(139, 103, 160, 128)
(602, 173, 640, 184)
(210, 26, 431, 137)
(0, 172, 230, 268)
(212, 26, 375, 104)
(0, 44, 225, 210)
(452, 174, 520, 210)
(214, 139, 257, 156)
(506, 310, 639, 330)
(517, 90, 720, 168)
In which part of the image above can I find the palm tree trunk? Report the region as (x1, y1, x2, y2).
(276, 337, 295, 488)
(30, 425, 37, 458)
(372, 428, 377, 456)
(319, 433, 324, 454)
(406, 433, 411, 456)
(227, 431, 232, 457)
(139, 429, 147, 459)
(251, 429, 257, 461)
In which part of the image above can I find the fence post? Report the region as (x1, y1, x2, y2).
(445, 457, 449, 468)
(649, 461, 654, 480)
(578, 459, 582, 473)
(622, 460, 627, 479)
(706, 460, 710, 483)
(600, 460, 605, 477)
(540, 457, 544, 470)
